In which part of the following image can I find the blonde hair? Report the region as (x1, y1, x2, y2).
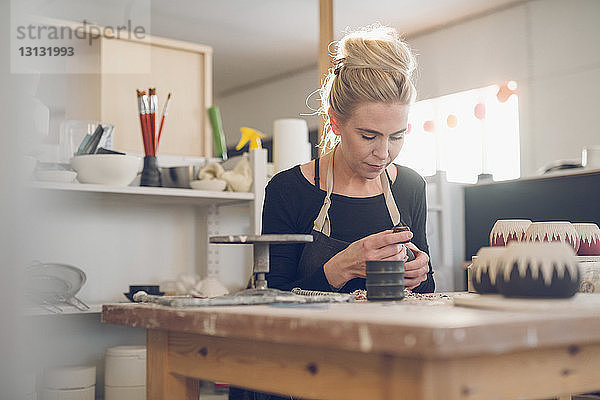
(318, 23, 417, 152)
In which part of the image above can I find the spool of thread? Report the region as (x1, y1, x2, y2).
(273, 118, 311, 173)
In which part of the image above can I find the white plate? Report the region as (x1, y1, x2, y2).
(35, 170, 77, 183)
(453, 293, 600, 312)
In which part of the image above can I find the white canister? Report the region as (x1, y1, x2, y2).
(104, 346, 146, 388)
(19, 371, 37, 400)
(43, 365, 96, 400)
(43, 387, 95, 400)
(104, 385, 146, 400)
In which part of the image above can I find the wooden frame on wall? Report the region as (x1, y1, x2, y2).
(63, 23, 214, 157)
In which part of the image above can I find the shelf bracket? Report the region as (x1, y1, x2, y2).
(206, 204, 220, 278)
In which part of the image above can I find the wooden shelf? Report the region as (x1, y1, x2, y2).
(28, 181, 254, 206)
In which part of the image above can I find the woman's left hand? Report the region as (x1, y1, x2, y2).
(403, 242, 430, 289)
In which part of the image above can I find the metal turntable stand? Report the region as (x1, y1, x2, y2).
(133, 234, 354, 306)
(209, 234, 313, 296)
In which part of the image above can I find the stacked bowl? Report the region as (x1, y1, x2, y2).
(365, 260, 404, 301)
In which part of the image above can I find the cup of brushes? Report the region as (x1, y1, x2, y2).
(136, 88, 172, 187)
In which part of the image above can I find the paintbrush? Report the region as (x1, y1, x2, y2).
(157, 92, 172, 151)
(137, 90, 149, 156)
(149, 88, 158, 155)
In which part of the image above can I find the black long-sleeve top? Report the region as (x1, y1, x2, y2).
(262, 163, 435, 293)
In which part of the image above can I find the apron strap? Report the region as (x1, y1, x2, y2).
(381, 168, 401, 226)
(313, 146, 401, 236)
(313, 149, 336, 235)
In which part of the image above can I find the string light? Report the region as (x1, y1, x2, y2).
(446, 114, 458, 128)
(474, 103, 486, 120)
(423, 120, 435, 132)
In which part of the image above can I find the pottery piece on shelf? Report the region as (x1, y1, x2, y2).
(524, 221, 580, 253)
(572, 223, 600, 256)
(489, 219, 532, 246)
(497, 242, 580, 298)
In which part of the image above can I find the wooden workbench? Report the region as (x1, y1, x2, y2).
(102, 293, 600, 400)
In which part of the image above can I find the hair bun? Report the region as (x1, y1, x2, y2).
(335, 23, 416, 80)
(316, 23, 417, 152)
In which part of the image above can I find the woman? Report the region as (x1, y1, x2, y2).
(263, 23, 434, 295)
(230, 22, 434, 400)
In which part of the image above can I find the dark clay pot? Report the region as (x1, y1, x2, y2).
(497, 261, 580, 298)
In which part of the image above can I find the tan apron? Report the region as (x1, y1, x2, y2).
(297, 147, 402, 292)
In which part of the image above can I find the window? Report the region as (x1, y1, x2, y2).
(395, 83, 520, 183)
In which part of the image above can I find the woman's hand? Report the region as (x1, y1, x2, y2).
(323, 230, 411, 288)
(403, 242, 430, 289)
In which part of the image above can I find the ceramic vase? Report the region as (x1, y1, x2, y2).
(496, 242, 580, 298)
(572, 223, 600, 256)
(524, 221, 580, 253)
(489, 219, 532, 246)
(471, 247, 507, 294)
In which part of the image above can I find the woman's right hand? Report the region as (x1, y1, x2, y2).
(323, 229, 412, 288)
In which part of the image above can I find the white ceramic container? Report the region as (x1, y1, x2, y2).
(104, 384, 146, 400)
(104, 346, 146, 387)
(43, 387, 94, 400)
(43, 366, 95, 390)
(43, 365, 95, 400)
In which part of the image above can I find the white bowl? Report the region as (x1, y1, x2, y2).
(71, 154, 140, 186)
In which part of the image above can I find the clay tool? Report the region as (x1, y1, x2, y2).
(393, 225, 411, 243)
(82, 124, 104, 154)
(393, 225, 415, 260)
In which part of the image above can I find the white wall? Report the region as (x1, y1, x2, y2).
(412, 0, 600, 176)
(216, 67, 320, 145)
(217, 0, 600, 177)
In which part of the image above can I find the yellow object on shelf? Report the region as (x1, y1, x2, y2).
(236, 127, 265, 150)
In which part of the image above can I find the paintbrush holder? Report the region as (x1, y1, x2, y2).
(140, 156, 161, 187)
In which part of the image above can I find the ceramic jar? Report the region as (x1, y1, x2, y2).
(496, 242, 580, 298)
(572, 223, 600, 256)
(471, 247, 507, 294)
(489, 219, 532, 246)
(524, 221, 580, 253)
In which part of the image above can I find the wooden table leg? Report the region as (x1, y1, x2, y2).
(147, 329, 200, 400)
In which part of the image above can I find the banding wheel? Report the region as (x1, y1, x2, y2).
(209, 234, 313, 293)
